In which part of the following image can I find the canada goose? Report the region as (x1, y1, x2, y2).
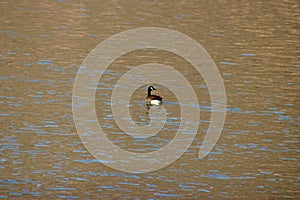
(146, 86, 162, 105)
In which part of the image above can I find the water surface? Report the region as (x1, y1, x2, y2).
(1, 0, 299, 199)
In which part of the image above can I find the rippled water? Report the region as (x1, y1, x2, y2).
(1, 0, 299, 199)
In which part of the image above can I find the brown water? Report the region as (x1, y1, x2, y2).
(1, 0, 299, 199)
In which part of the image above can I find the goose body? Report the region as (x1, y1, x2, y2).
(146, 86, 162, 105)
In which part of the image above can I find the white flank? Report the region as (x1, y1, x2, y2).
(150, 100, 162, 105)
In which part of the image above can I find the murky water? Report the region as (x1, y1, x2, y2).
(1, 0, 299, 199)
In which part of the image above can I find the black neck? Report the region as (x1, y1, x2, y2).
(148, 88, 152, 96)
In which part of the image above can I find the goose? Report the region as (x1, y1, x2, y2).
(146, 86, 162, 105)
